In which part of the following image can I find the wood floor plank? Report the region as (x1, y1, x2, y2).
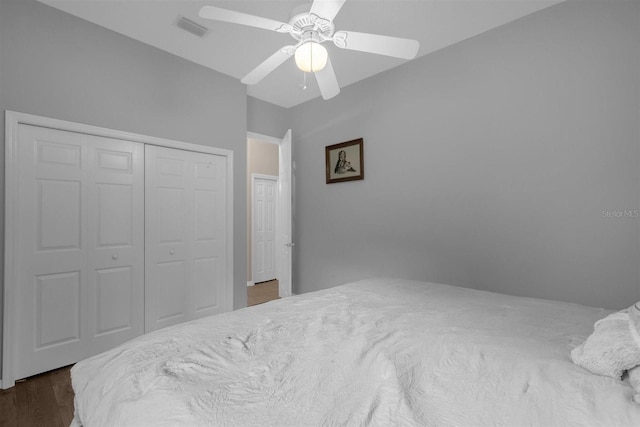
(248, 280, 280, 306)
(0, 386, 18, 427)
(16, 373, 65, 427)
(49, 367, 74, 426)
(15, 380, 29, 427)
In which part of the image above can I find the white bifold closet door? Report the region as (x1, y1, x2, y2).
(14, 124, 144, 380)
(144, 145, 227, 332)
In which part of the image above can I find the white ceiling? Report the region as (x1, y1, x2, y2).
(38, 0, 562, 108)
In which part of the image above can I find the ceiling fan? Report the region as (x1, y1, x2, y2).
(199, 0, 420, 100)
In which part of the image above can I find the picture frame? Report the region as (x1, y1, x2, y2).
(325, 138, 364, 184)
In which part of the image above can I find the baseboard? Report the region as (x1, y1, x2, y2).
(247, 281, 255, 287)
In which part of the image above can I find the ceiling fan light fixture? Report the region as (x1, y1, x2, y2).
(199, 0, 420, 100)
(295, 41, 328, 73)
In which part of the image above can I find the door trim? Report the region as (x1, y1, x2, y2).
(3, 111, 234, 388)
(247, 132, 282, 145)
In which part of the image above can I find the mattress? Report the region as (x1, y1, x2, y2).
(71, 278, 640, 426)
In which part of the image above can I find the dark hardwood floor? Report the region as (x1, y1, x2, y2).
(0, 365, 74, 427)
(0, 282, 281, 426)
(247, 279, 280, 306)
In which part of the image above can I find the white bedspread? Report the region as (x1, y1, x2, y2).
(71, 278, 640, 426)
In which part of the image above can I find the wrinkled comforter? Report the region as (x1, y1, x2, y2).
(71, 278, 640, 426)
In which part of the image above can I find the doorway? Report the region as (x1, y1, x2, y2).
(247, 130, 293, 302)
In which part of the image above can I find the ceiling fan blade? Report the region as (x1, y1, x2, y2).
(333, 31, 419, 60)
(199, 6, 289, 32)
(241, 46, 296, 85)
(315, 57, 340, 100)
(309, 0, 346, 22)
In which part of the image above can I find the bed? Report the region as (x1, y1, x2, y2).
(70, 278, 640, 426)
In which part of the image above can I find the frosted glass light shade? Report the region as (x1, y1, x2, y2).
(294, 41, 328, 73)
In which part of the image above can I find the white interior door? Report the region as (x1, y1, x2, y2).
(252, 175, 278, 284)
(87, 136, 145, 354)
(145, 145, 227, 332)
(13, 124, 144, 380)
(278, 130, 293, 297)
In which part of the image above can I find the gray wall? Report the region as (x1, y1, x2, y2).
(0, 0, 248, 377)
(247, 96, 291, 139)
(290, 0, 640, 310)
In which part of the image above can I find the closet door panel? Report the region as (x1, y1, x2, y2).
(35, 271, 81, 349)
(156, 260, 188, 322)
(14, 125, 145, 380)
(96, 183, 133, 247)
(145, 146, 189, 331)
(94, 266, 133, 336)
(194, 256, 220, 313)
(145, 146, 227, 332)
(15, 125, 89, 380)
(192, 155, 227, 316)
(38, 180, 82, 250)
(157, 187, 186, 243)
(87, 137, 144, 354)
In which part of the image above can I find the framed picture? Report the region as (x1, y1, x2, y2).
(325, 138, 364, 184)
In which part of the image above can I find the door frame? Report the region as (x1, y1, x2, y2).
(3, 111, 234, 389)
(251, 173, 279, 284)
(247, 131, 293, 297)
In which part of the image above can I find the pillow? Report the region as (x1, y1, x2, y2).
(571, 302, 640, 381)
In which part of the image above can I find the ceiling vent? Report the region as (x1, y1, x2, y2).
(176, 16, 209, 37)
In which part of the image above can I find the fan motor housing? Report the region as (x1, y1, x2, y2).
(289, 12, 334, 42)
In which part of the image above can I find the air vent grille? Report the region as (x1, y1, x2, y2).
(176, 16, 209, 38)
